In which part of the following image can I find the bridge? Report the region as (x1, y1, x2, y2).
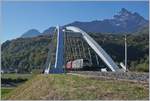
(44, 26, 125, 74)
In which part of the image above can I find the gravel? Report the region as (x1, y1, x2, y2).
(69, 71, 149, 83)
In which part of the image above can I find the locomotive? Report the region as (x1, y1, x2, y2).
(66, 59, 91, 70)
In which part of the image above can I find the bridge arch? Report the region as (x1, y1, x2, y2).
(45, 26, 124, 74)
(66, 26, 122, 72)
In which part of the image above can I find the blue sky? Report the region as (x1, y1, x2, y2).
(1, 1, 149, 43)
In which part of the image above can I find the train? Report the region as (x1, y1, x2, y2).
(66, 59, 92, 70)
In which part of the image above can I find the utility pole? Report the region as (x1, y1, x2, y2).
(81, 41, 86, 58)
(125, 35, 127, 72)
(95, 54, 99, 66)
(88, 48, 92, 65)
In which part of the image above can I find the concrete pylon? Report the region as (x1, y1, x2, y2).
(46, 26, 64, 74)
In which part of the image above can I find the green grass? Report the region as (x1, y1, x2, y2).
(1, 73, 33, 80)
(1, 73, 35, 99)
(3, 74, 149, 100)
(1, 87, 15, 99)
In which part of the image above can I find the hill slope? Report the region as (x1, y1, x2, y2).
(2, 35, 52, 73)
(2, 31, 149, 72)
(2, 31, 148, 73)
(4, 74, 149, 100)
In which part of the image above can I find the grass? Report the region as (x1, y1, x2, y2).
(1, 73, 33, 80)
(1, 73, 35, 99)
(3, 74, 149, 100)
(1, 87, 15, 99)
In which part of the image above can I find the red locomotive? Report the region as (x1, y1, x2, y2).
(66, 59, 91, 70)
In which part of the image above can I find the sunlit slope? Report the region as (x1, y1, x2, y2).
(4, 74, 149, 100)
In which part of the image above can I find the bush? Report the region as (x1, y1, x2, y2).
(136, 63, 149, 72)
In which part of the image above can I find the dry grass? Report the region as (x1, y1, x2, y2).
(3, 74, 149, 100)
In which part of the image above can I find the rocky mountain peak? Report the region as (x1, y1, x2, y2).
(21, 8, 148, 38)
(119, 8, 131, 15)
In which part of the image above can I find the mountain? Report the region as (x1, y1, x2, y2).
(20, 8, 148, 38)
(43, 26, 55, 35)
(134, 23, 149, 35)
(66, 8, 148, 33)
(21, 29, 41, 38)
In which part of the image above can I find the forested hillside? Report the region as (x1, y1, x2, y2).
(2, 30, 148, 73)
(2, 35, 51, 73)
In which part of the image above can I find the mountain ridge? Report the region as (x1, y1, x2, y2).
(21, 29, 41, 38)
(21, 8, 148, 38)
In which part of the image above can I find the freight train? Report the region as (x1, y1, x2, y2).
(66, 59, 92, 70)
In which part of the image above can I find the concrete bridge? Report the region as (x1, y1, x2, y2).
(44, 26, 125, 74)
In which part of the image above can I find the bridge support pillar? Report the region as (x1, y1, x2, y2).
(49, 26, 64, 73)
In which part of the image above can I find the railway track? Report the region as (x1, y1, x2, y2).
(68, 71, 149, 86)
